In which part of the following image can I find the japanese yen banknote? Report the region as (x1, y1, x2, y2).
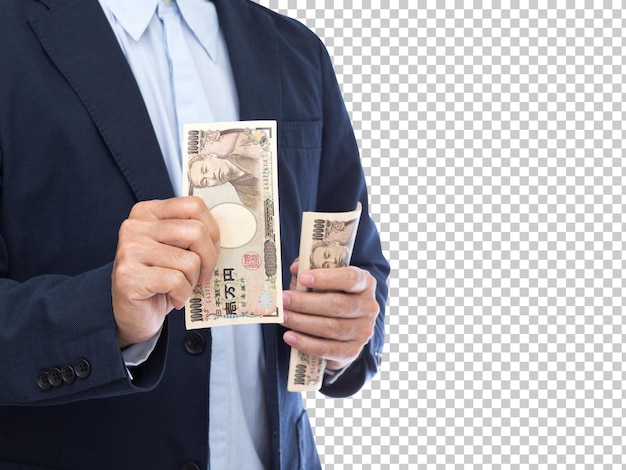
(182, 121, 283, 329)
(287, 203, 362, 392)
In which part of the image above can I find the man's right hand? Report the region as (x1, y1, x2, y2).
(111, 197, 220, 348)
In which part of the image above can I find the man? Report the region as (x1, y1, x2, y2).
(0, 0, 389, 469)
(187, 131, 261, 208)
(309, 240, 352, 270)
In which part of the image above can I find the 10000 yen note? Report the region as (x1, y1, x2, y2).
(182, 121, 283, 329)
(287, 203, 362, 392)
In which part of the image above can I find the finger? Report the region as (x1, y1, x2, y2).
(289, 259, 299, 277)
(135, 197, 207, 221)
(126, 218, 213, 250)
(112, 265, 193, 346)
(282, 330, 362, 367)
(284, 275, 381, 322)
(282, 309, 360, 342)
(288, 259, 300, 291)
(147, 218, 218, 284)
(114, 236, 201, 296)
(284, 290, 363, 319)
(123, 200, 220, 284)
(131, 197, 221, 249)
(298, 266, 375, 294)
(118, 265, 195, 308)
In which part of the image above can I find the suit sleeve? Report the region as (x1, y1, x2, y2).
(0, 254, 167, 406)
(312, 42, 390, 398)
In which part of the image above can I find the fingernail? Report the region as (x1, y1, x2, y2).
(299, 273, 314, 286)
(283, 331, 297, 346)
(282, 292, 291, 308)
(215, 241, 221, 255)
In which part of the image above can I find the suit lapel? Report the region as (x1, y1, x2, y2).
(29, 0, 175, 201)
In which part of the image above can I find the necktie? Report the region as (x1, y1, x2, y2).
(157, 0, 214, 154)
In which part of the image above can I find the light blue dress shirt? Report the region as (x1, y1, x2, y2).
(97, 0, 270, 468)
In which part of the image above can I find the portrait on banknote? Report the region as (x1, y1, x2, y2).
(186, 128, 262, 209)
(308, 217, 359, 269)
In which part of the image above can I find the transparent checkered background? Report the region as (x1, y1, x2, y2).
(258, 1, 625, 468)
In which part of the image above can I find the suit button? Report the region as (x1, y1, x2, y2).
(61, 364, 76, 384)
(36, 371, 52, 391)
(74, 358, 91, 379)
(47, 367, 63, 387)
(184, 332, 205, 355)
(179, 463, 200, 470)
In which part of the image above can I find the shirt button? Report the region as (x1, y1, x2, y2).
(47, 367, 63, 387)
(36, 371, 52, 391)
(184, 332, 205, 355)
(74, 358, 91, 379)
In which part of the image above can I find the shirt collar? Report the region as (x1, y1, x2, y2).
(101, 0, 219, 62)
(101, 0, 158, 42)
(178, 0, 220, 62)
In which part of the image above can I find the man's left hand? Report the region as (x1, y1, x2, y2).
(281, 260, 380, 371)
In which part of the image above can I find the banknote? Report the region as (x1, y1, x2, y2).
(287, 202, 362, 392)
(182, 121, 283, 329)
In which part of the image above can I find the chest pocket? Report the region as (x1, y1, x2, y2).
(277, 120, 322, 212)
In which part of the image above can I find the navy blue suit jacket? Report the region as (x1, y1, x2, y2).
(0, 0, 389, 468)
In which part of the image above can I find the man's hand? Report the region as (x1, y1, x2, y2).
(281, 260, 379, 371)
(112, 197, 220, 348)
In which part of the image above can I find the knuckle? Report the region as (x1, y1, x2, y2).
(118, 218, 138, 237)
(345, 268, 361, 285)
(347, 342, 362, 359)
(350, 269, 367, 292)
(112, 262, 134, 283)
(189, 196, 210, 217)
(212, 224, 221, 243)
(366, 272, 377, 291)
(359, 270, 376, 295)
(127, 204, 143, 219)
(329, 293, 349, 313)
(365, 298, 380, 318)
(346, 267, 375, 293)
(189, 195, 206, 209)
(326, 317, 343, 337)
(343, 324, 359, 342)
(174, 247, 199, 271)
(129, 200, 154, 218)
(115, 239, 143, 264)
(358, 322, 375, 341)
(168, 269, 192, 292)
(320, 342, 334, 360)
(186, 218, 205, 240)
